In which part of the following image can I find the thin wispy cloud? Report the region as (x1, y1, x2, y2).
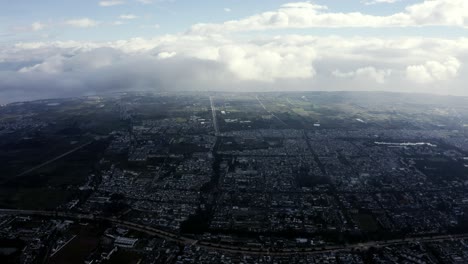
(139, 24, 160, 29)
(119, 14, 139, 20)
(66, 18, 99, 28)
(361, 0, 401, 5)
(31, 22, 45, 31)
(135, 0, 175, 4)
(99, 0, 125, 7)
(111, 21, 126, 26)
(10, 21, 47, 33)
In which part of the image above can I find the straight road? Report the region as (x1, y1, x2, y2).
(16, 141, 93, 177)
(255, 95, 287, 126)
(209, 96, 220, 136)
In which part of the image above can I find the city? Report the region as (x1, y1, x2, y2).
(1, 91, 468, 263)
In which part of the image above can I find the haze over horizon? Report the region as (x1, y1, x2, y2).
(1, 0, 468, 103)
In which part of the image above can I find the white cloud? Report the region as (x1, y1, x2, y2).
(224, 8, 232, 13)
(19, 55, 65, 74)
(190, 0, 468, 33)
(2, 1, 468, 103)
(216, 44, 316, 81)
(66, 18, 99, 28)
(99, 0, 125, 7)
(157, 51, 177, 59)
(119, 14, 139, 20)
(333, 67, 392, 84)
(1, 35, 468, 102)
(406, 57, 461, 83)
(18, 49, 118, 74)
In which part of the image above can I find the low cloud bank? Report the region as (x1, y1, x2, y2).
(0, 35, 467, 103)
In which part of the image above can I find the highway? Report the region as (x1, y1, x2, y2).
(209, 96, 220, 136)
(2, 209, 468, 256)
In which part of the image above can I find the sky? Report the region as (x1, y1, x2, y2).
(0, 0, 468, 103)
